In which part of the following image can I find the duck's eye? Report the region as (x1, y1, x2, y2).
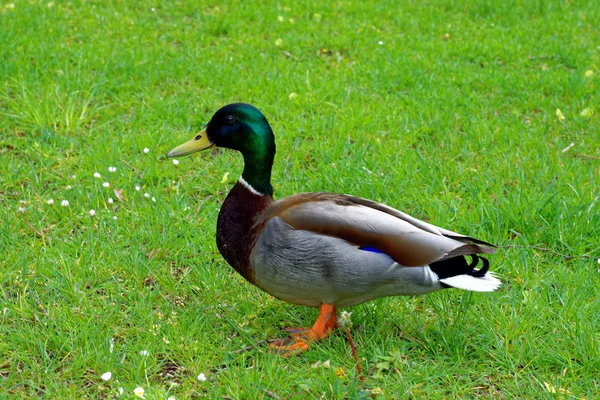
(224, 115, 236, 124)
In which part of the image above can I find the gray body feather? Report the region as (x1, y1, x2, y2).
(251, 217, 444, 308)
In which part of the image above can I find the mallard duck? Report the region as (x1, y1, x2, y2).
(167, 103, 500, 354)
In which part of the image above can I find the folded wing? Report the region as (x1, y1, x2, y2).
(257, 193, 495, 267)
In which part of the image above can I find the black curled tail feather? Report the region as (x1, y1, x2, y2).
(469, 255, 489, 278)
(429, 254, 491, 282)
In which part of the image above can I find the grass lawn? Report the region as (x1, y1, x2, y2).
(1, 0, 599, 398)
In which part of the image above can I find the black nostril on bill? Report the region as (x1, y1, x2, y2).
(195, 134, 202, 140)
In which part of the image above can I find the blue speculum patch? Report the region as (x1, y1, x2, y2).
(360, 246, 384, 254)
(359, 246, 394, 260)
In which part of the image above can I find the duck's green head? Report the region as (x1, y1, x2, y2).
(167, 103, 276, 195)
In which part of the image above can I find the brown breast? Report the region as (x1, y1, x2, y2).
(216, 181, 274, 285)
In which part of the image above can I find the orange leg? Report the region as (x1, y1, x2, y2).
(269, 304, 337, 356)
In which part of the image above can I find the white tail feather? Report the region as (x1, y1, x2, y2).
(439, 272, 501, 292)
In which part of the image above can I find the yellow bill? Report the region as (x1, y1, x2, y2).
(166, 128, 214, 157)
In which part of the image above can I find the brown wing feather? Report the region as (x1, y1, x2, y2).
(342, 195, 497, 250)
(257, 193, 495, 267)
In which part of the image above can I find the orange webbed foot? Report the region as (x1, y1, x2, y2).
(269, 304, 337, 356)
(268, 336, 311, 356)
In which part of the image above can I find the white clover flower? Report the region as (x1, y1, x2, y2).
(100, 371, 112, 381)
(338, 311, 353, 329)
(133, 387, 145, 398)
(109, 166, 117, 173)
(61, 200, 69, 207)
(89, 209, 96, 216)
(108, 198, 114, 204)
(66, 185, 73, 190)
(143, 148, 150, 154)
(172, 159, 180, 165)
(144, 193, 150, 198)
(167, 397, 176, 400)
(140, 350, 149, 356)
(103, 182, 110, 188)
(151, 197, 156, 202)
(18, 206, 26, 213)
(118, 387, 124, 395)
(151, 7, 156, 12)
(288, 92, 297, 100)
(197, 373, 207, 382)
(112, 216, 117, 220)
(47, 199, 54, 205)
(378, 41, 384, 45)
(135, 185, 141, 191)
(94, 172, 101, 178)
